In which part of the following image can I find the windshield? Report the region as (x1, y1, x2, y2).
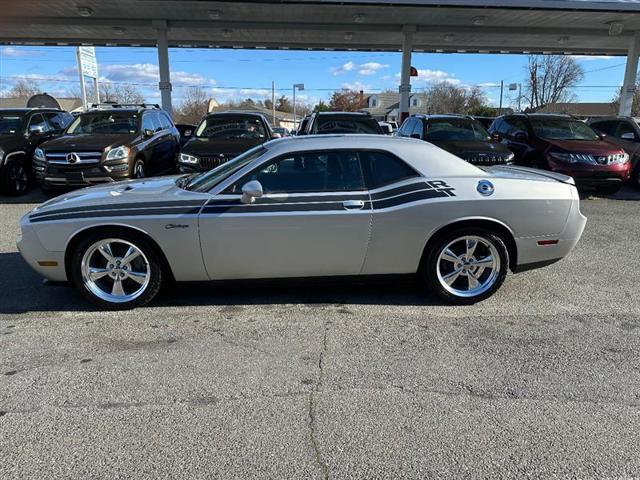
(67, 112, 139, 135)
(315, 117, 382, 134)
(0, 114, 24, 134)
(425, 118, 489, 142)
(196, 116, 267, 140)
(184, 145, 268, 192)
(530, 118, 599, 141)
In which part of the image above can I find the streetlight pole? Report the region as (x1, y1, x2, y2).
(293, 83, 304, 131)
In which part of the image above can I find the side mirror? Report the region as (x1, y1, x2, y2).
(491, 132, 502, 142)
(241, 180, 263, 204)
(183, 129, 193, 138)
(29, 125, 45, 136)
(621, 132, 636, 141)
(272, 132, 282, 139)
(143, 128, 155, 138)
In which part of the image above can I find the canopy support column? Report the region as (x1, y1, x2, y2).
(399, 25, 415, 125)
(154, 20, 173, 116)
(619, 32, 640, 116)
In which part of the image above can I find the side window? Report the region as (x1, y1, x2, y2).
(232, 150, 365, 194)
(160, 112, 173, 129)
(411, 119, 424, 139)
(590, 120, 617, 136)
(44, 112, 72, 132)
(360, 151, 421, 189)
(152, 112, 164, 132)
(508, 117, 528, 137)
(496, 118, 511, 137)
(27, 114, 49, 133)
(142, 113, 155, 132)
(399, 118, 414, 137)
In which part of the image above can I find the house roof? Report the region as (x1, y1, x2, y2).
(537, 102, 617, 117)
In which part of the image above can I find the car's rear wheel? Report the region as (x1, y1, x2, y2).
(133, 158, 146, 179)
(70, 232, 162, 310)
(423, 228, 509, 305)
(1, 158, 30, 195)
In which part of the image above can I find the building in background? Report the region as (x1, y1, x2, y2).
(536, 102, 617, 119)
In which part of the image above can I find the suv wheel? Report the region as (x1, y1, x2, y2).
(71, 232, 163, 310)
(423, 228, 509, 305)
(133, 159, 146, 179)
(1, 158, 30, 195)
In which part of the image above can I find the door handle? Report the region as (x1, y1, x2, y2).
(342, 200, 365, 210)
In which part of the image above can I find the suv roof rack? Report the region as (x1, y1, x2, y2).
(88, 102, 160, 110)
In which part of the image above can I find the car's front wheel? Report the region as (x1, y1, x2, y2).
(70, 232, 163, 310)
(423, 228, 509, 305)
(1, 158, 30, 195)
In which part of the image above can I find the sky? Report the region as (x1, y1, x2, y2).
(0, 45, 630, 109)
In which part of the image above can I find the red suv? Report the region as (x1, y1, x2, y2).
(489, 113, 631, 194)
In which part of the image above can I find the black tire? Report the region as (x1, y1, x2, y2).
(1, 158, 30, 195)
(632, 166, 640, 192)
(132, 158, 146, 179)
(422, 227, 509, 305)
(596, 184, 621, 196)
(70, 230, 163, 310)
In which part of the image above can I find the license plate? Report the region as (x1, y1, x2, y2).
(65, 172, 84, 183)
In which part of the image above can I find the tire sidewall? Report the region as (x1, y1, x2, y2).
(423, 227, 509, 305)
(132, 158, 145, 179)
(70, 231, 162, 310)
(2, 158, 30, 196)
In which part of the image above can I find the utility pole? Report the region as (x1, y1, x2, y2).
(498, 80, 504, 117)
(292, 83, 304, 131)
(271, 81, 276, 126)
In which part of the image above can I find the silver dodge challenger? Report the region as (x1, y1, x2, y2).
(17, 135, 586, 310)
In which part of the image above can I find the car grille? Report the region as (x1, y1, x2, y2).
(462, 153, 511, 165)
(199, 155, 232, 170)
(45, 151, 102, 165)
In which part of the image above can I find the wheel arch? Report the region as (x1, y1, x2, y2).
(420, 217, 518, 273)
(2, 150, 28, 167)
(64, 223, 175, 285)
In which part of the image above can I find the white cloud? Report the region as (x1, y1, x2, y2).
(1, 46, 39, 57)
(358, 62, 389, 76)
(99, 63, 213, 87)
(330, 61, 356, 76)
(393, 69, 461, 86)
(340, 81, 371, 91)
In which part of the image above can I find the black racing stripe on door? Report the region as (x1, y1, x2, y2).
(29, 207, 203, 223)
(371, 189, 450, 209)
(29, 200, 207, 220)
(369, 182, 430, 200)
(202, 202, 345, 214)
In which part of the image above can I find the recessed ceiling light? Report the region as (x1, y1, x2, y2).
(472, 16, 486, 26)
(353, 14, 366, 24)
(607, 21, 623, 36)
(112, 27, 126, 35)
(557, 36, 569, 44)
(344, 32, 354, 41)
(208, 9, 222, 20)
(443, 34, 455, 42)
(77, 6, 93, 17)
(221, 29, 232, 38)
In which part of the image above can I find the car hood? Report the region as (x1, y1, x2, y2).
(40, 133, 137, 152)
(182, 136, 265, 156)
(29, 175, 209, 218)
(428, 139, 511, 155)
(544, 138, 623, 154)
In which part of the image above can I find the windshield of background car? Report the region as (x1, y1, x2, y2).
(196, 116, 267, 140)
(315, 117, 382, 134)
(0, 114, 24, 134)
(530, 117, 599, 141)
(425, 118, 490, 142)
(185, 145, 268, 192)
(66, 112, 139, 135)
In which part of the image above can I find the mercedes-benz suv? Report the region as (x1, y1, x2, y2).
(33, 104, 179, 190)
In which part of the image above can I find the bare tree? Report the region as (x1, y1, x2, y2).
(424, 83, 486, 114)
(100, 82, 145, 104)
(6, 79, 41, 98)
(174, 86, 209, 124)
(524, 55, 584, 109)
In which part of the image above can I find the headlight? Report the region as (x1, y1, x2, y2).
(504, 152, 515, 163)
(105, 146, 130, 161)
(179, 153, 199, 164)
(0, 148, 4, 161)
(611, 152, 629, 164)
(34, 148, 45, 161)
(549, 152, 597, 164)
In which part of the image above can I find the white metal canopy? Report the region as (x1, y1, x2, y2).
(2, 1, 640, 115)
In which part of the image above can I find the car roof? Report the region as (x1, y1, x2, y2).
(207, 111, 267, 118)
(263, 134, 482, 178)
(315, 112, 372, 117)
(0, 108, 61, 113)
(414, 114, 475, 121)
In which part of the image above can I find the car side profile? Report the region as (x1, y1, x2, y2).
(18, 135, 586, 310)
(33, 104, 179, 190)
(489, 113, 630, 194)
(0, 108, 73, 195)
(587, 116, 640, 189)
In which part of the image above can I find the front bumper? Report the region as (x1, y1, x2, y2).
(548, 159, 631, 186)
(17, 215, 67, 282)
(34, 159, 131, 187)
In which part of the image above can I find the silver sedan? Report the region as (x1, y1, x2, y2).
(17, 135, 586, 309)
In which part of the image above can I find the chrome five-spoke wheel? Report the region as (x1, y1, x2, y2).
(80, 238, 151, 304)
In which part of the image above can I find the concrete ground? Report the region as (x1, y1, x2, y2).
(1, 187, 639, 479)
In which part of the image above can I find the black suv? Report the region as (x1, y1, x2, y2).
(178, 112, 274, 173)
(300, 112, 384, 135)
(397, 114, 514, 166)
(0, 108, 73, 195)
(34, 104, 180, 189)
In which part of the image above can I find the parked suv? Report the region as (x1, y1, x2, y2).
(300, 112, 384, 135)
(489, 113, 630, 194)
(587, 116, 640, 189)
(33, 104, 179, 190)
(0, 108, 73, 195)
(397, 114, 514, 166)
(178, 112, 273, 173)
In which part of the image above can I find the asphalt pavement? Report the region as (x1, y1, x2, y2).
(1, 187, 639, 479)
